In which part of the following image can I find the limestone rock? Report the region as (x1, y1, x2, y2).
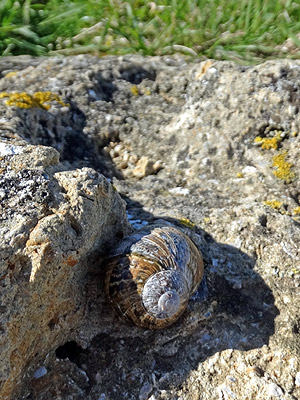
(0, 55, 299, 400)
(132, 156, 155, 179)
(0, 142, 130, 399)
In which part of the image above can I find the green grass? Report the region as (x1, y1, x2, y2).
(0, 0, 300, 63)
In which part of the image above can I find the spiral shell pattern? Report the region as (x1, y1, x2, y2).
(104, 226, 204, 330)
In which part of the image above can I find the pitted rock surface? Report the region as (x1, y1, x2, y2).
(0, 55, 299, 400)
(0, 143, 130, 399)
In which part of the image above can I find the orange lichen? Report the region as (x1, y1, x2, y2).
(272, 151, 295, 183)
(0, 92, 68, 110)
(65, 256, 78, 267)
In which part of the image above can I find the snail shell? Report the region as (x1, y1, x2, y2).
(104, 226, 204, 330)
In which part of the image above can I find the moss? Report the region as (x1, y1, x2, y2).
(254, 130, 283, 150)
(264, 200, 283, 210)
(178, 217, 195, 229)
(272, 151, 295, 183)
(0, 91, 68, 110)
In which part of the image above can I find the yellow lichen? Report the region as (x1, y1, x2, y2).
(293, 207, 300, 215)
(254, 130, 283, 150)
(236, 172, 244, 178)
(0, 92, 68, 110)
(292, 131, 298, 137)
(203, 217, 211, 224)
(130, 85, 139, 96)
(291, 268, 300, 275)
(264, 200, 283, 210)
(5, 71, 18, 78)
(272, 151, 295, 183)
(178, 217, 196, 229)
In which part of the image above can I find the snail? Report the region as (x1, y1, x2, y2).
(104, 226, 204, 329)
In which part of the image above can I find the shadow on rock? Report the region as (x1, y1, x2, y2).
(44, 197, 279, 400)
(9, 99, 123, 179)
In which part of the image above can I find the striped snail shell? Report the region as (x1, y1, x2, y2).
(104, 226, 204, 330)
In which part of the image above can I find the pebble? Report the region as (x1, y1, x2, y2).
(268, 382, 283, 397)
(123, 152, 130, 162)
(139, 381, 153, 400)
(295, 371, 300, 387)
(0, 143, 24, 156)
(114, 143, 123, 155)
(132, 156, 155, 179)
(153, 160, 162, 172)
(33, 366, 47, 379)
(129, 154, 138, 164)
(168, 187, 190, 196)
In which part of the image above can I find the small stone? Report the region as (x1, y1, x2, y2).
(95, 372, 102, 384)
(153, 160, 162, 173)
(123, 168, 133, 178)
(246, 366, 264, 377)
(268, 382, 283, 397)
(33, 366, 47, 379)
(109, 148, 117, 158)
(295, 371, 300, 387)
(123, 152, 130, 162)
(168, 187, 190, 196)
(119, 160, 128, 169)
(139, 381, 153, 400)
(0, 143, 24, 156)
(114, 143, 123, 155)
(129, 154, 138, 164)
(132, 156, 155, 179)
(242, 166, 257, 174)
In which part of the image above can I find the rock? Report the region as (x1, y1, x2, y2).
(132, 156, 155, 179)
(0, 55, 299, 400)
(0, 142, 130, 399)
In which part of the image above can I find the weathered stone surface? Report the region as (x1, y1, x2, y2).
(0, 142, 130, 399)
(0, 55, 299, 400)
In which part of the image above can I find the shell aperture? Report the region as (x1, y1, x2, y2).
(104, 226, 204, 329)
